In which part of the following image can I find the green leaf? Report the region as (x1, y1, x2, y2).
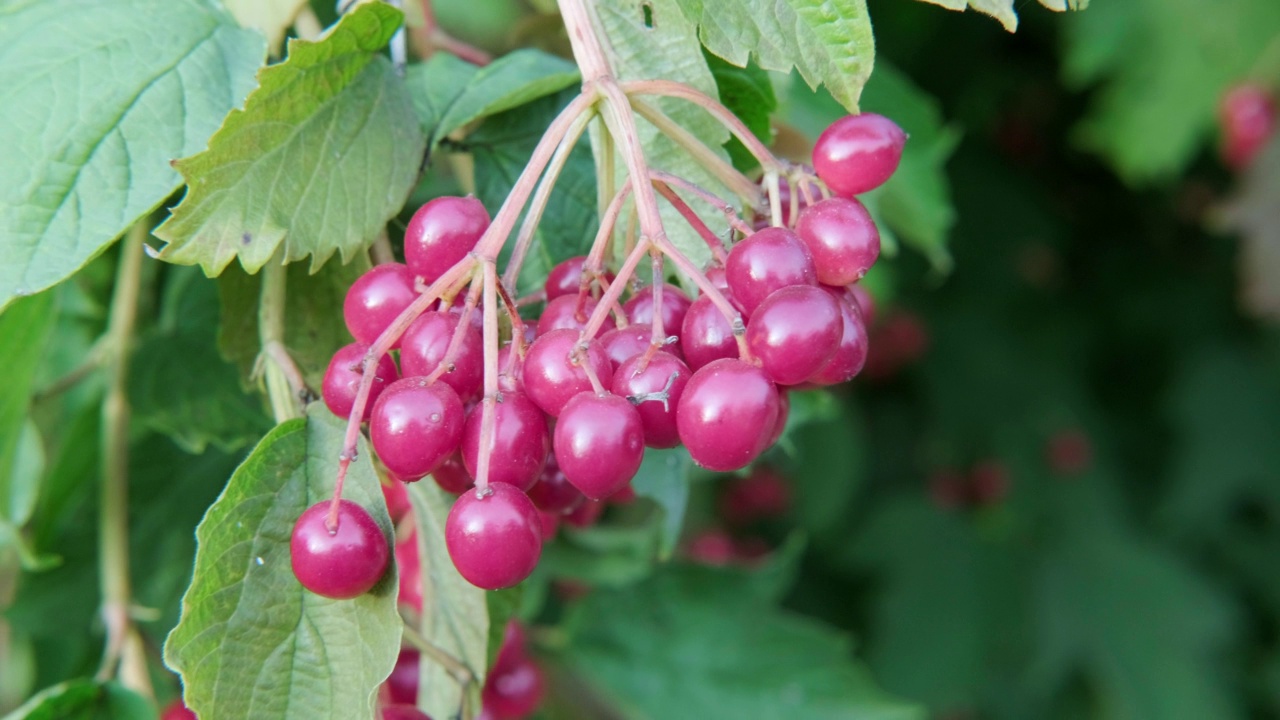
(164, 405, 401, 720)
(406, 49, 580, 146)
(0, 292, 55, 526)
(630, 447, 694, 560)
(1062, 0, 1280, 183)
(540, 521, 660, 588)
(783, 397, 867, 542)
(224, 0, 310, 53)
(594, 0, 732, 273)
(670, 0, 874, 112)
(155, 2, 424, 275)
(567, 564, 923, 720)
(911, 0, 1087, 32)
(705, 53, 777, 172)
(486, 588, 523, 667)
(130, 268, 272, 453)
(0, 0, 264, 310)
(1, 679, 155, 720)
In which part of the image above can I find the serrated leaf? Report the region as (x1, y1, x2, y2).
(670, 0, 873, 112)
(1063, 0, 1280, 183)
(406, 49, 580, 146)
(705, 53, 776, 172)
(0, 679, 155, 720)
(405, 480, 488, 719)
(913, 0, 1087, 32)
(155, 2, 424, 275)
(594, 0, 732, 274)
(164, 405, 400, 720)
(224, 0, 310, 53)
(630, 447, 694, 560)
(568, 564, 923, 720)
(0, 0, 264, 311)
(0, 292, 55, 526)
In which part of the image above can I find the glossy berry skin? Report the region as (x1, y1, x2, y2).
(380, 477, 411, 522)
(370, 378, 465, 480)
(600, 323, 683, 366)
(160, 700, 197, 720)
(611, 351, 690, 448)
(522, 329, 612, 417)
(795, 197, 881, 286)
(343, 263, 418, 347)
(460, 392, 550, 491)
(482, 655, 544, 720)
(544, 256, 614, 300)
(290, 500, 389, 599)
(554, 392, 645, 499)
(766, 391, 789, 450)
(813, 113, 907, 196)
(400, 311, 484, 401)
(563, 497, 604, 528)
(384, 649, 420, 705)
(1220, 84, 1277, 169)
(526, 454, 585, 514)
(676, 359, 781, 472)
(404, 196, 490, 284)
(395, 532, 422, 611)
(845, 283, 876, 325)
(725, 227, 817, 315)
(808, 289, 868, 385)
(705, 264, 730, 293)
(380, 707, 432, 720)
(445, 483, 542, 590)
(536, 294, 616, 336)
(624, 283, 692, 334)
(746, 285, 843, 386)
(432, 452, 474, 494)
(322, 343, 398, 422)
(680, 295, 740, 370)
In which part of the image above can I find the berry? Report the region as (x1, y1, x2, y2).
(431, 452, 474, 494)
(496, 343, 525, 393)
(624, 283, 692, 335)
(865, 311, 929, 379)
(601, 323, 682, 366)
(676, 359, 781, 471)
(522, 329, 612, 416)
(400, 312, 484, 401)
(720, 467, 791, 525)
(538, 509, 560, 539)
(553, 392, 646, 499)
(384, 649, 420, 705)
(563, 498, 604, 528)
(795, 197, 880, 286)
(536, 294, 616, 336)
(160, 700, 197, 720)
(812, 113, 907, 196)
(526, 455, 585, 514)
(705, 264, 730, 293)
(766, 390, 789, 448)
(370, 378, 465, 480)
(808, 288, 868, 385)
(607, 484, 636, 504)
(746, 285, 843, 385)
(725, 227, 817, 315)
(445, 483, 542, 589)
(686, 529, 736, 566)
(379, 707, 431, 720)
(395, 532, 422, 611)
(322, 343, 399, 421)
(545, 256, 613, 300)
(380, 477, 411, 523)
(404, 196, 490, 283)
(970, 460, 1010, 505)
(1220, 84, 1277, 170)
(343, 263, 418, 346)
(460, 392, 550, 491)
(482, 654, 544, 720)
(680, 295, 740, 370)
(846, 283, 876, 325)
(1046, 429, 1093, 477)
(611, 351, 690, 448)
(290, 500, 389, 599)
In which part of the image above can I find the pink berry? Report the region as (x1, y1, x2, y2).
(563, 498, 604, 528)
(522, 329, 612, 417)
(290, 500, 389, 599)
(795, 197, 881, 286)
(445, 483, 542, 589)
(160, 700, 197, 720)
(553, 392, 645, 500)
(544, 256, 614, 300)
(611, 351, 690, 448)
(1220, 84, 1277, 170)
(526, 454, 585, 514)
(384, 649, 420, 705)
(380, 707, 432, 720)
(538, 509, 560, 539)
(404, 196, 490, 283)
(846, 283, 876, 325)
(766, 390, 789, 449)
(380, 477, 411, 523)
(808, 289, 868, 385)
(600, 323, 683, 366)
(725, 227, 817, 315)
(322, 343, 399, 421)
(370, 378, 465, 480)
(720, 467, 791, 525)
(680, 294, 741, 371)
(676, 359, 780, 471)
(343, 263, 418, 346)
(746, 285, 843, 386)
(536, 294, 616, 336)
(432, 452, 474, 494)
(624, 283, 692, 335)
(686, 529, 736, 566)
(812, 113, 907, 196)
(482, 654, 544, 720)
(399, 311, 484, 401)
(607, 484, 636, 504)
(460, 392, 550, 491)
(395, 532, 422, 611)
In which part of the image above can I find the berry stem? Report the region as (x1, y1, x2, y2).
(474, 260, 502, 495)
(623, 79, 783, 173)
(583, 177, 634, 279)
(647, 248, 666, 361)
(628, 97, 760, 202)
(425, 272, 483, 387)
(650, 170, 755, 238)
(259, 258, 304, 422)
(579, 236, 650, 342)
(764, 170, 783, 228)
(652, 233, 753, 361)
(651, 180, 730, 263)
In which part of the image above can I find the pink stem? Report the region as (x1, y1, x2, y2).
(579, 238, 650, 341)
(650, 170, 755, 238)
(425, 274, 483, 386)
(651, 234, 753, 362)
(622, 79, 781, 172)
(473, 261, 502, 496)
(651, 181, 729, 263)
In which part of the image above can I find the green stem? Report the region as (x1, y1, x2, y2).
(259, 260, 303, 423)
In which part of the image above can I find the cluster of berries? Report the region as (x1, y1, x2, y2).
(287, 112, 906, 600)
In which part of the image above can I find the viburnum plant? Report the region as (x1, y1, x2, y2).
(0, 0, 1102, 719)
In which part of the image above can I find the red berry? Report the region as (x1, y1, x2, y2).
(746, 285, 843, 386)
(1046, 429, 1093, 477)
(380, 477, 411, 523)
(379, 707, 432, 720)
(445, 483, 542, 589)
(343, 263, 418, 346)
(553, 392, 646, 500)
(624, 283, 692, 335)
(676, 359, 780, 471)
(404, 196, 490, 283)
(544, 256, 614, 300)
(322, 343, 398, 421)
(846, 283, 876, 325)
(526, 454, 585, 514)
(370, 378, 465, 480)
(611, 351, 690, 448)
(538, 509, 560, 539)
(705, 264, 730, 292)
(536, 294, 616, 336)
(1220, 84, 1277, 170)
(290, 500, 389, 599)
(725, 227, 817, 315)
(812, 113, 907, 196)
(808, 288, 868, 385)
(766, 391, 789, 449)
(395, 532, 422, 611)
(383, 649, 420, 705)
(460, 392, 550, 491)
(563, 498, 604, 528)
(482, 654, 544, 720)
(720, 467, 791, 525)
(160, 699, 197, 720)
(795, 197, 880, 286)
(432, 452, 474, 494)
(600, 323, 682, 366)
(680, 295, 740, 370)
(522, 329, 612, 417)
(400, 312, 484, 402)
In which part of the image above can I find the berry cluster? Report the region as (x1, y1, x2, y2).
(287, 112, 906, 599)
